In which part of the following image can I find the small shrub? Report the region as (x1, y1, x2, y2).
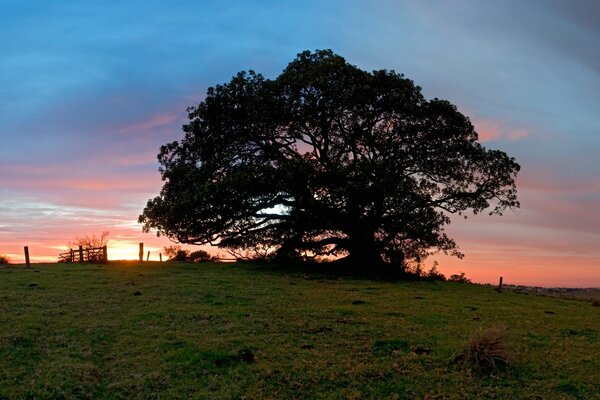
(448, 271, 471, 283)
(0, 254, 9, 265)
(164, 245, 190, 261)
(189, 249, 216, 262)
(460, 326, 509, 373)
(172, 250, 190, 261)
(425, 261, 446, 281)
(592, 299, 600, 307)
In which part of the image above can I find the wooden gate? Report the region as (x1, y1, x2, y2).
(58, 245, 107, 263)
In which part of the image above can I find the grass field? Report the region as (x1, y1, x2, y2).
(1, 262, 599, 399)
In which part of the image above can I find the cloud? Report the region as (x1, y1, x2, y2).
(117, 112, 182, 135)
(473, 118, 529, 142)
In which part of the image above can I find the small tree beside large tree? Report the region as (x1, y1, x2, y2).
(139, 50, 520, 270)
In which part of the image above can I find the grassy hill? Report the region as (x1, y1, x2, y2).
(0, 262, 598, 399)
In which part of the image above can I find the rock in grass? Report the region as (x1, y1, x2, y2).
(238, 349, 255, 363)
(28, 283, 38, 287)
(301, 344, 314, 350)
(133, 291, 142, 296)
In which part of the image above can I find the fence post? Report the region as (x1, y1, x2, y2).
(146, 251, 150, 261)
(70, 249, 74, 263)
(79, 245, 84, 263)
(24, 246, 31, 267)
(498, 276, 503, 292)
(159, 253, 162, 262)
(139, 243, 144, 262)
(102, 246, 108, 262)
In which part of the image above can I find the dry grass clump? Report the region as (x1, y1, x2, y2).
(0, 254, 9, 265)
(460, 326, 509, 373)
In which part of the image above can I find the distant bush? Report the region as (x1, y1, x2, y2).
(425, 261, 446, 281)
(163, 245, 187, 261)
(69, 231, 110, 248)
(0, 254, 9, 265)
(173, 250, 191, 261)
(163, 245, 216, 262)
(448, 271, 471, 283)
(592, 299, 600, 308)
(189, 250, 216, 262)
(460, 326, 509, 374)
(169, 248, 190, 262)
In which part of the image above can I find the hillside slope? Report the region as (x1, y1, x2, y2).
(1, 262, 598, 399)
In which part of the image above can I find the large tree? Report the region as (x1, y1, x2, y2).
(139, 50, 520, 269)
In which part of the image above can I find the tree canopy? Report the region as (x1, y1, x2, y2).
(139, 50, 520, 269)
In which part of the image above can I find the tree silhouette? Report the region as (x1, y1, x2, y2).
(139, 50, 520, 270)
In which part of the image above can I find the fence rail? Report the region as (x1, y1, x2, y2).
(58, 245, 107, 263)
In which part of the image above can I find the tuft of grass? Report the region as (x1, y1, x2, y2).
(460, 326, 509, 374)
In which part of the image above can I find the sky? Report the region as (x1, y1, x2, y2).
(1, 0, 599, 287)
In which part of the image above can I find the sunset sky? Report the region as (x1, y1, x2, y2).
(1, 1, 599, 287)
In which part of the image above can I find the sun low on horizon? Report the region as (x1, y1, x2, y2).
(1, 1, 599, 288)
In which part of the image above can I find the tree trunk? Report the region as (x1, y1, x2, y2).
(346, 230, 383, 269)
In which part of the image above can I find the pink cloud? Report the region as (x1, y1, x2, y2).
(117, 112, 182, 134)
(518, 169, 600, 194)
(474, 118, 529, 142)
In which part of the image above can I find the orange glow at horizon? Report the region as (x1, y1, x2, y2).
(107, 239, 163, 261)
(2, 231, 598, 287)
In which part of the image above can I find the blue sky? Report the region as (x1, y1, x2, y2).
(1, 1, 599, 286)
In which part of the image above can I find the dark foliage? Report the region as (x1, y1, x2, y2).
(163, 245, 216, 262)
(163, 245, 189, 261)
(425, 262, 446, 281)
(140, 50, 520, 270)
(69, 231, 110, 249)
(0, 254, 10, 265)
(448, 272, 472, 283)
(189, 249, 216, 262)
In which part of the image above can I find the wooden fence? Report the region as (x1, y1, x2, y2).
(58, 245, 107, 263)
(14, 242, 226, 265)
